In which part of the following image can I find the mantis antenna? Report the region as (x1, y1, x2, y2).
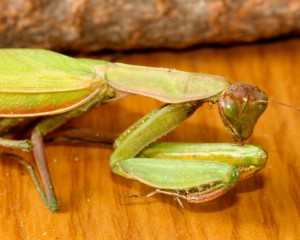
(258, 100, 300, 112)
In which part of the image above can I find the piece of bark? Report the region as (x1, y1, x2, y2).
(0, 0, 300, 52)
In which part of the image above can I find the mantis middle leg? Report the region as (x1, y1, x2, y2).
(0, 95, 106, 211)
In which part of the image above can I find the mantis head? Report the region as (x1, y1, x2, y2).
(218, 83, 268, 142)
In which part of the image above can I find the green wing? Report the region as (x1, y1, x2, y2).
(0, 49, 106, 117)
(100, 63, 231, 103)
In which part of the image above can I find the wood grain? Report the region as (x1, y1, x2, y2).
(0, 39, 299, 239)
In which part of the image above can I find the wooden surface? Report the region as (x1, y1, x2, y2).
(0, 39, 300, 239)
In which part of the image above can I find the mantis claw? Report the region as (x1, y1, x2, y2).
(123, 185, 233, 207)
(123, 189, 185, 207)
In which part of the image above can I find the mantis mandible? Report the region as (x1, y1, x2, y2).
(0, 49, 268, 211)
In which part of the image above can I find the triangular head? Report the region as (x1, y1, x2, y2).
(218, 83, 268, 142)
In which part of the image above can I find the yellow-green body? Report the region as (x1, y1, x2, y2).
(0, 49, 268, 211)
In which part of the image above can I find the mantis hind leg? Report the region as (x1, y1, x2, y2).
(0, 138, 33, 151)
(2, 153, 48, 206)
(0, 118, 33, 151)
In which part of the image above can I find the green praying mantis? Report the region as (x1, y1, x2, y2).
(0, 49, 269, 212)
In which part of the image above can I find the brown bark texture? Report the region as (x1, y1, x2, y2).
(1, 0, 300, 52)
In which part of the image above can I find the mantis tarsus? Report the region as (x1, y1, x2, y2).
(0, 49, 268, 212)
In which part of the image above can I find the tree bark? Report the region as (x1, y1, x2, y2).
(1, 0, 300, 52)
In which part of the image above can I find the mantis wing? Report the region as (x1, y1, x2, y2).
(99, 63, 231, 103)
(0, 49, 107, 117)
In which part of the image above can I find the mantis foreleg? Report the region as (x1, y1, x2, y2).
(111, 101, 202, 175)
(110, 102, 267, 203)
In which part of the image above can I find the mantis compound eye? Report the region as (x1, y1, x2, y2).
(218, 83, 268, 142)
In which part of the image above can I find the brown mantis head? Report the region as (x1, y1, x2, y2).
(218, 83, 268, 142)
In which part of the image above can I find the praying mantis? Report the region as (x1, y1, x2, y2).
(0, 49, 268, 212)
